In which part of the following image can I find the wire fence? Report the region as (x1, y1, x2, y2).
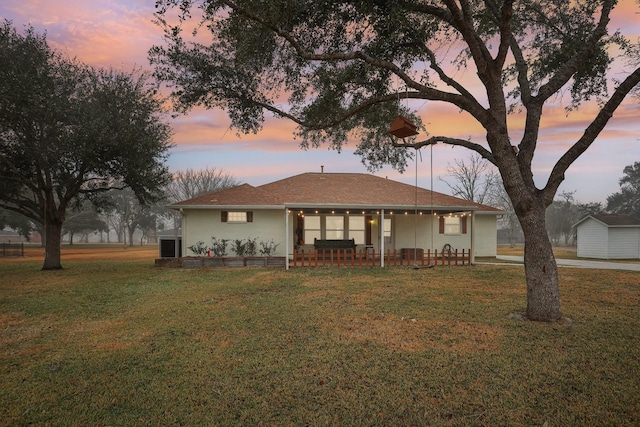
(1, 243, 24, 257)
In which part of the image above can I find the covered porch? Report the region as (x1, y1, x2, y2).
(284, 204, 477, 269)
(290, 245, 472, 268)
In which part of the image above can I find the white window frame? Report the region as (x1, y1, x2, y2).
(304, 215, 321, 243)
(228, 211, 248, 223)
(383, 218, 392, 244)
(444, 216, 461, 235)
(349, 215, 366, 244)
(326, 215, 344, 239)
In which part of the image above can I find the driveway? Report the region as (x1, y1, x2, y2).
(494, 256, 640, 272)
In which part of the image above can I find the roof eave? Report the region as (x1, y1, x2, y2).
(166, 204, 286, 210)
(167, 203, 503, 213)
(573, 215, 640, 228)
(285, 203, 479, 211)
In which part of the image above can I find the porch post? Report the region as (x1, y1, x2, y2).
(470, 210, 476, 265)
(178, 208, 184, 258)
(285, 208, 290, 270)
(380, 209, 385, 267)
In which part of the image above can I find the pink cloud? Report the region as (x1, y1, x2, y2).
(3, 0, 161, 68)
(1, 0, 637, 204)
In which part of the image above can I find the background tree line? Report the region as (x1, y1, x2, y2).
(4, 155, 637, 249)
(441, 155, 640, 247)
(0, 167, 239, 246)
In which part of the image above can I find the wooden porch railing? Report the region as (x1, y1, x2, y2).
(290, 248, 471, 267)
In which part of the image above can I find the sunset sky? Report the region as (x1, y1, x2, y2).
(1, 0, 638, 204)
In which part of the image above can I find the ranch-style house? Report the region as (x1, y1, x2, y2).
(168, 172, 502, 268)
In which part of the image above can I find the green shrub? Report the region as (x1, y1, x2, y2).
(210, 237, 229, 257)
(245, 237, 257, 256)
(231, 238, 258, 256)
(259, 239, 280, 256)
(187, 240, 208, 256)
(231, 239, 246, 256)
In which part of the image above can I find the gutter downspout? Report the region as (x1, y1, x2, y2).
(179, 208, 184, 258)
(471, 211, 476, 264)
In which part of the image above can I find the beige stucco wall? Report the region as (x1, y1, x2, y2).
(392, 214, 437, 251)
(181, 208, 498, 258)
(473, 214, 498, 257)
(380, 212, 497, 257)
(182, 208, 286, 256)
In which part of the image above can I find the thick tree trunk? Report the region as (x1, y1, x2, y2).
(520, 206, 561, 321)
(42, 219, 63, 270)
(127, 225, 135, 247)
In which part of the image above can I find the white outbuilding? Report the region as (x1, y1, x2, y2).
(574, 214, 640, 260)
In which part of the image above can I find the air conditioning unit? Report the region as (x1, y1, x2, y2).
(159, 238, 182, 258)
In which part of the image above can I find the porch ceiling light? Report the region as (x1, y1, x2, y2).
(388, 115, 419, 138)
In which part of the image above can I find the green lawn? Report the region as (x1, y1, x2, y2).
(1, 259, 638, 426)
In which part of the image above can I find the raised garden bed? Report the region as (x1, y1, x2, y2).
(157, 256, 287, 268)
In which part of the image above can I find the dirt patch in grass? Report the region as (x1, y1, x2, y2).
(0, 313, 48, 352)
(67, 318, 154, 352)
(0, 244, 157, 263)
(328, 313, 502, 354)
(60, 245, 157, 261)
(296, 282, 503, 354)
(241, 269, 291, 286)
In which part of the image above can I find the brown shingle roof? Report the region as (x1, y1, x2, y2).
(170, 173, 501, 212)
(590, 214, 640, 226)
(172, 183, 283, 207)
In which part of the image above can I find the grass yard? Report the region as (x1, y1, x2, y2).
(1, 248, 639, 426)
(497, 245, 578, 259)
(496, 245, 640, 264)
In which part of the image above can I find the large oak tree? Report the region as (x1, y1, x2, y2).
(0, 21, 173, 270)
(149, 0, 640, 321)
